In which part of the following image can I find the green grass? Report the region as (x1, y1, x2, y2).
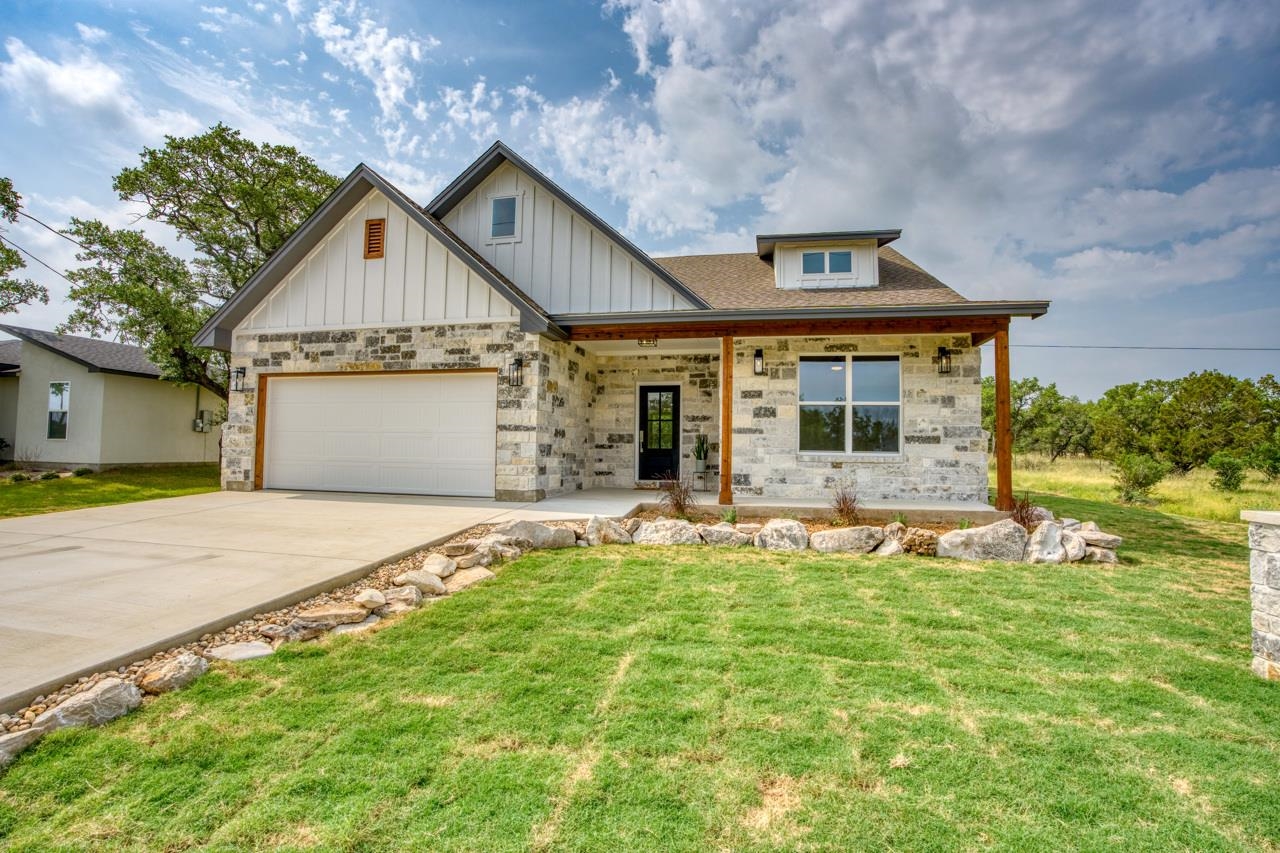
(998, 454, 1280, 523)
(0, 465, 219, 518)
(1, 492, 1276, 851)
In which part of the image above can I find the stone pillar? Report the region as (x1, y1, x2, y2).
(1245, 510, 1280, 680)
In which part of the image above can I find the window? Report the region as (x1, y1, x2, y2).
(801, 249, 855, 277)
(490, 195, 517, 239)
(798, 356, 900, 453)
(363, 218, 386, 259)
(828, 250, 853, 273)
(802, 251, 825, 274)
(47, 381, 70, 440)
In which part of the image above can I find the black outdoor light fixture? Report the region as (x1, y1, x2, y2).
(753, 348, 765, 376)
(933, 346, 953, 375)
(506, 355, 524, 387)
(231, 366, 247, 392)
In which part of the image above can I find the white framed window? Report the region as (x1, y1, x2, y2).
(488, 193, 521, 243)
(798, 355, 900, 454)
(800, 250, 856, 280)
(47, 381, 70, 440)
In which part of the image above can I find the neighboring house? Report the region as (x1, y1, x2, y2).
(0, 326, 221, 469)
(196, 142, 1047, 508)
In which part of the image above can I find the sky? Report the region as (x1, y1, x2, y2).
(1, 0, 1278, 399)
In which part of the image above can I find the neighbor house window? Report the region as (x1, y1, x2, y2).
(798, 356, 900, 453)
(490, 195, 518, 239)
(47, 381, 69, 440)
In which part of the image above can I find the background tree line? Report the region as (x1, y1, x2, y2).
(982, 372, 1280, 495)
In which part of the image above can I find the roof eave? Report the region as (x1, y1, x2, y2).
(756, 230, 903, 260)
(552, 301, 1051, 326)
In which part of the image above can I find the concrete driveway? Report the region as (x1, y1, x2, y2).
(0, 489, 641, 713)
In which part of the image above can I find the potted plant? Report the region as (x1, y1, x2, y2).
(693, 433, 709, 473)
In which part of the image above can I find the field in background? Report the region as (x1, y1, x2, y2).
(995, 454, 1280, 523)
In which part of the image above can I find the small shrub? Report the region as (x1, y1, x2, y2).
(892, 511, 908, 525)
(720, 506, 738, 524)
(657, 472, 698, 518)
(1208, 452, 1245, 492)
(1009, 492, 1039, 531)
(39, 471, 60, 481)
(830, 483, 861, 527)
(1112, 453, 1170, 503)
(9, 473, 29, 483)
(73, 467, 94, 477)
(957, 518, 972, 530)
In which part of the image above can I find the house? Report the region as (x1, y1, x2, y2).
(0, 325, 221, 469)
(195, 142, 1046, 509)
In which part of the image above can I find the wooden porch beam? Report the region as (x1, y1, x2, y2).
(719, 335, 734, 506)
(994, 322, 1013, 511)
(568, 316, 1004, 342)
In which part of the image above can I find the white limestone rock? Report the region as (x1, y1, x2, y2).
(873, 537, 904, 556)
(936, 519, 1029, 562)
(882, 521, 908, 541)
(422, 553, 457, 578)
(1076, 525, 1124, 549)
(393, 569, 448, 596)
(697, 522, 752, 547)
(29, 677, 142, 735)
(1024, 521, 1067, 564)
(583, 515, 633, 545)
(633, 519, 705, 546)
(0, 727, 47, 767)
(809, 526, 885, 554)
(455, 549, 493, 569)
(491, 520, 576, 549)
(444, 567, 496, 593)
(206, 641, 275, 661)
(1083, 546, 1119, 564)
(330, 615, 380, 636)
(354, 588, 387, 609)
(754, 519, 809, 551)
(138, 652, 208, 695)
(1062, 530, 1087, 562)
(376, 585, 422, 616)
(294, 604, 370, 628)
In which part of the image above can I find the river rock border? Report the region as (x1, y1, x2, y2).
(1, 510, 1122, 769)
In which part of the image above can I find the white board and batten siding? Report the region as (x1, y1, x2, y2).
(441, 161, 696, 315)
(774, 242, 880, 290)
(240, 189, 518, 333)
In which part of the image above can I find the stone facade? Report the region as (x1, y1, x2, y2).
(729, 334, 986, 502)
(223, 322, 544, 501)
(223, 324, 987, 504)
(591, 352, 721, 488)
(1247, 511, 1280, 680)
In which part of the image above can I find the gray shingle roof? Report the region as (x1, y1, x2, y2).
(0, 325, 161, 379)
(0, 339, 20, 374)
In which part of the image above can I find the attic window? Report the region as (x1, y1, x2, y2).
(363, 218, 386, 259)
(490, 195, 519, 241)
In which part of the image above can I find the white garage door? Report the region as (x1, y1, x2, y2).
(263, 372, 497, 497)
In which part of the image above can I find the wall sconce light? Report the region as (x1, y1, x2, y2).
(231, 366, 247, 392)
(753, 348, 765, 376)
(637, 337, 658, 348)
(932, 346, 953, 375)
(506, 355, 524, 387)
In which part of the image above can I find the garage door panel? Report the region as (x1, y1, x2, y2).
(264, 373, 497, 497)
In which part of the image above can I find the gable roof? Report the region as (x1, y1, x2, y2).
(0, 339, 20, 375)
(426, 141, 712, 311)
(653, 247, 970, 310)
(193, 163, 563, 350)
(0, 325, 161, 379)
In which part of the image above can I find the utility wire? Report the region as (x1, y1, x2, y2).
(17, 210, 86, 250)
(980, 343, 1280, 352)
(0, 234, 75, 285)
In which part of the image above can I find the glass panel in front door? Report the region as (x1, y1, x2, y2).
(647, 391, 673, 449)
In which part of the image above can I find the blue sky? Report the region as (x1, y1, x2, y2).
(1, 0, 1277, 398)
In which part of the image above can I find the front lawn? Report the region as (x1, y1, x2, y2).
(0, 464, 219, 519)
(1, 494, 1275, 850)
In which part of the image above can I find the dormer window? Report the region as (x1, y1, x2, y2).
(490, 195, 519, 241)
(802, 250, 853, 276)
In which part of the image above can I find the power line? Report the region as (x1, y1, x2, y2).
(0, 234, 75, 285)
(981, 343, 1280, 352)
(17, 210, 86, 250)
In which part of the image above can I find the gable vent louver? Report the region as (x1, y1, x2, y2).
(363, 218, 386, 259)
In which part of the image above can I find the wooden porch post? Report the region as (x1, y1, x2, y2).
(994, 322, 1014, 511)
(719, 335, 734, 505)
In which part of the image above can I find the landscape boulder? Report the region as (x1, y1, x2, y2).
(421, 553, 457, 578)
(882, 521, 907, 541)
(138, 652, 208, 695)
(900, 527, 938, 556)
(206, 641, 275, 661)
(491, 520, 576, 549)
(31, 677, 142, 731)
(754, 519, 809, 551)
(873, 537, 904, 557)
(455, 549, 493, 569)
(633, 519, 704, 546)
(0, 727, 46, 767)
(1062, 530, 1087, 562)
(583, 515, 633, 545)
(810, 526, 884, 554)
(393, 569, 448, 596)
(936, 519, 1029, 562)
(293, 604, 370, 629)
(259, 621, 326, 643)
(444, 567, 496, 593)
(442, 541, 474, 556)
(1076, 522, 1123, 550)
(1024, 521, 1067, 564)
(330, 615, 380, 636)
(377, 585, 422, 616)
(697, 522, 752, 547)
(735, 523, 763, 535)
(354, 588, 387, 609)
(1083, 546, 1119, 564)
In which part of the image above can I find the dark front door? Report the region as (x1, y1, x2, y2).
(638, 386, 680, 480)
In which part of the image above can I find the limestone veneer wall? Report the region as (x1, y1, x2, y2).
(223, 322, 544, 501)
(729, 334, 987, 503)
(534, 339, 597, 497)
(591, 352, 720, 488)
(1247, 510, 1280, 680)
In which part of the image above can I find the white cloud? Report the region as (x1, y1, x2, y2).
(309, 1, 432, 121)
(439, 78, 502, 143)
(75, 23, 109, 44)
